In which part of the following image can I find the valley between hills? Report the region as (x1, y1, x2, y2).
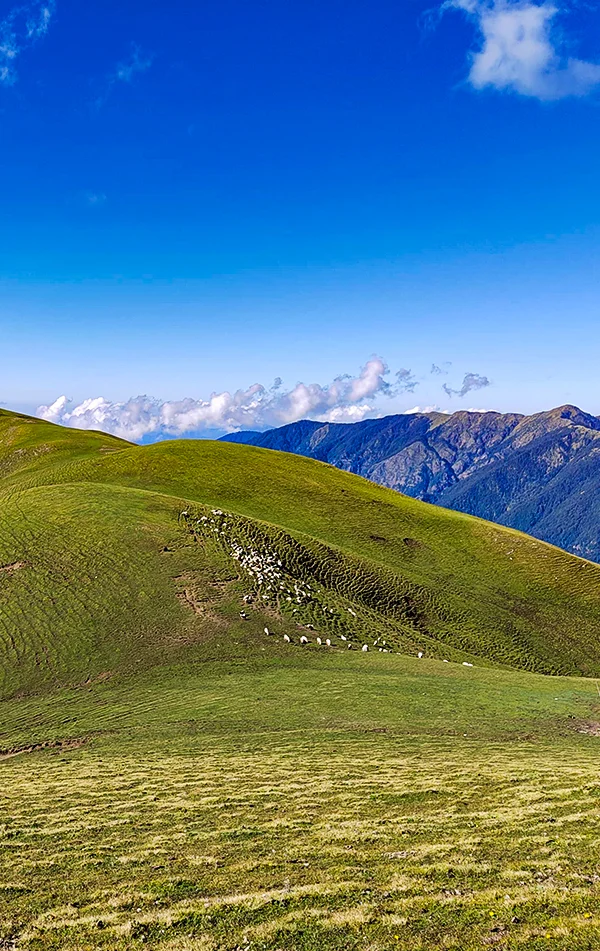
(2, 407, 600, 950)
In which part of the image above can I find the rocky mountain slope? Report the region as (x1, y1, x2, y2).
(222, 404, 600, 561)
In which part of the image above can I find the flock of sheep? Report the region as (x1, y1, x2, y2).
(181, 507, 385, 652)
(261, 623, 374, 652)
(181, 508, 475, 667)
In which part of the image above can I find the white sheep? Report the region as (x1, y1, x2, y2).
(283, 634, 291, 643)
(362, 644, 368, 652)
(417, 651, 423, 659)
(462, 662, 473, 667)
(325, 638, 331, 647)
(316, 637, 322, 645)
(300, 635, 308, 644)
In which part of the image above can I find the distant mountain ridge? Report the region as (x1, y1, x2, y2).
(221, 404, 600, 561)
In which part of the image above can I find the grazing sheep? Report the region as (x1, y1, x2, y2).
(240, 611, 249, 620)
(300, 635, 308, 644)
(264, 626, 271, 635)
(316, 637, 322, 645)
(462, 662, 473, 667)
(283, 634, 291, 643)
(417, 651, 423, 659)
(340, 635, 347, 641)
(325, 638, 331, 647)
(362, 644, 368, 652)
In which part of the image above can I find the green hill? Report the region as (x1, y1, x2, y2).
(4, 410, 600, 950)
(2, 409, 600, 698)
(0, 406, 126, 479)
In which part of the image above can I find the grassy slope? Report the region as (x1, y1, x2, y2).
(0, 408, 127, 482)
(8, 429, 600, 681)
(3, 413, 600, 948)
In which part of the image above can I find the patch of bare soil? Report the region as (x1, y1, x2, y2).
(0, 736, 87, 761)
(403, 537, 422, 548)
(81, 671, 113, 687)
(177, 586, 206, 616)
(0, 562, 26, 574)
(174, 571, 234, 633)
(576, 721, 600, 736)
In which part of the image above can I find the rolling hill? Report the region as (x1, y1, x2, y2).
(4, 408, 600, 950)
(222, 404, 600, 561)
(2, 406, 600, 698)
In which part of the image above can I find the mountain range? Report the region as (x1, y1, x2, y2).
(222, 404, 600, 561)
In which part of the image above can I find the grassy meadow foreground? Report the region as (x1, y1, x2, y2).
(2, 409, 600, 948)
(4, 652, 600, 950)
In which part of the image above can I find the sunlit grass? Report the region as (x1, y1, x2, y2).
(3, 686, 600, 950)
(2, 409, 600, 947)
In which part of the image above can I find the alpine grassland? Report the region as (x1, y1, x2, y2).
(3, 409, 600, 949)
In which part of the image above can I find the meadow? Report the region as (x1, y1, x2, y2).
(3, 650, 600, 950)
(2, 409, 600, 949)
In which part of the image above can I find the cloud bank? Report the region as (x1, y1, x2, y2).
(0, 1, 55, 85)
(445, 0, 600, 100)
(37, 358, 423, 442)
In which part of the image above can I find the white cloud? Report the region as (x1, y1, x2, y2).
(37, 357, 420, 442)
(95, 43, 153, 108)
(443, 371, 491, 397)
(84, 191, 107, 206)
(445, 0, 600, 99)
(0, 1, 55, 86)
(114, 43, 153, 83)
(403, 404, 451, 414)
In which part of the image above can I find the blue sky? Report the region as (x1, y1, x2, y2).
(1, 0, 600, 439)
